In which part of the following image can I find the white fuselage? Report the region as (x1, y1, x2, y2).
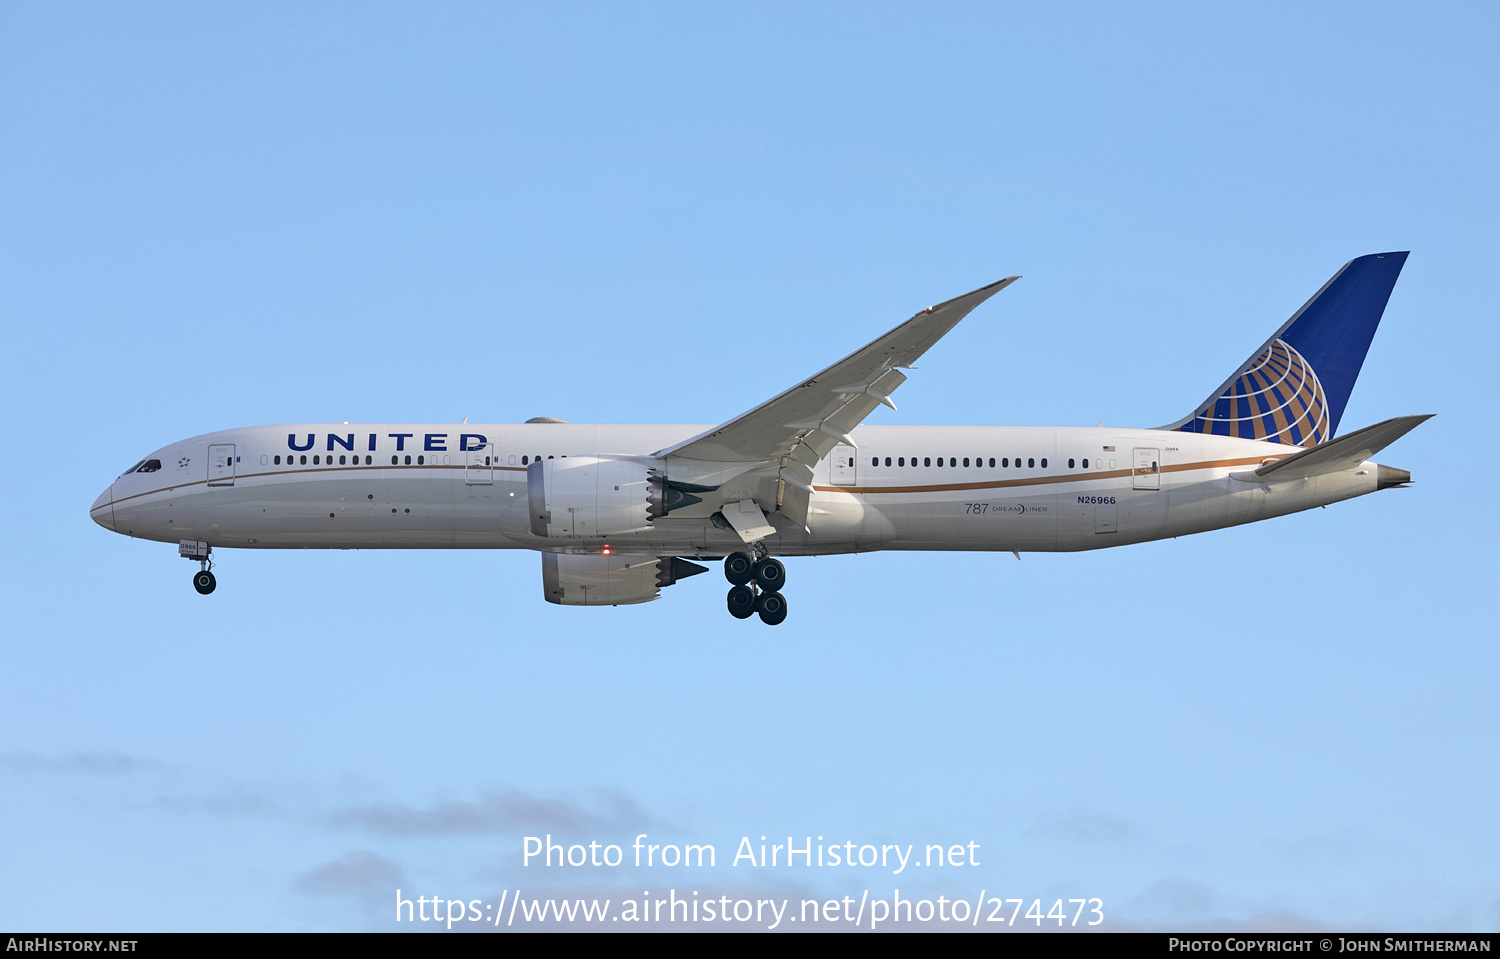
(90, 422, 1380, 557)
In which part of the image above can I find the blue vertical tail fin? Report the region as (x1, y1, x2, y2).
(1161, 252, 1409, 446)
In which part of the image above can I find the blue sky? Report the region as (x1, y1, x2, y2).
(2, 1, 1496, 932)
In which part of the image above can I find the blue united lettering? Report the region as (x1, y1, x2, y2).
(281, 431, 483, 452)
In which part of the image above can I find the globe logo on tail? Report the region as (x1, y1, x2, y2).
(1183, 339, 1330, 446)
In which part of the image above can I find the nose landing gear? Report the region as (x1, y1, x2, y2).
(723, 550, 788, 625)
(181, 540, 216, 595)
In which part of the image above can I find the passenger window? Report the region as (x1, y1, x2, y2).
(404, 455, 411, 465)
(418, 455, 425, 465)
(1082, 458, 1089, 468)
(924, 457, 931, 467)
(300, 455, 307, 465)
(962, 457, 969, 467)
(365, 455, 372, 465)
(1041, 458, 1047, 468)
(898, 457, 905, 466)
(988, 458, 995, 467)
(1028, 458, 1034, 468)
(391, 455, 398, 465)
(274, 455, 281, 465)
(1002, 458, 1008, 467)
(885, 457, 891, 466)
(312, 455, 320, 465)
(936, 457, 943, 468)
(1069, 458, 1075, 468)
(339, 455, 347, 465)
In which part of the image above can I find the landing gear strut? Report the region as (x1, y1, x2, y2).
(723, 549, 788, 625)
(181, 540, 216, 595)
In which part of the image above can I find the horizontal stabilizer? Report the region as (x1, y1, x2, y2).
(1251, 414, 1432, 481)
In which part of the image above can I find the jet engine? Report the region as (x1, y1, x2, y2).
(542, 553, 708, 605)
(526, 456, 709, 540)
(528, 456, 653, 539)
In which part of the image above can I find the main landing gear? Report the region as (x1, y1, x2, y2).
(181, 540, 216, 595)
(724, 549, 787, 626)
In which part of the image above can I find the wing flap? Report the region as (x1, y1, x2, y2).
(776, 481, 811, 531)
(824, 392, 885, 440)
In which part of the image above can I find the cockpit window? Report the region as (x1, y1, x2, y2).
(119, 460, 146, 478)
(136, 459, 162, 473)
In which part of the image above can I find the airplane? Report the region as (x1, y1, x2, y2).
(90, 252, 1428, 625)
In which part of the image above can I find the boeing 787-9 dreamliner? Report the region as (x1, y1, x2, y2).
(91, 253, 1428, 625)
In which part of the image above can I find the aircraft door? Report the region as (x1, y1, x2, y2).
(830, 445, 857, 486)
(1094, 497, 1117, 533)
(207, 444, 236, 487)
(1133, 447, 1161, 490)
(465, 443, 494, 485)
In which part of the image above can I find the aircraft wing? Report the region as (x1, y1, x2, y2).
(655, 277, 1020, 529)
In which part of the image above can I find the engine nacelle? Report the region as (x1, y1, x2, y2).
(541, 554, 708, 606)
(527, 456, 655, 540)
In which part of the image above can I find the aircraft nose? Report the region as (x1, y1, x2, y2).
(90, 486, 116, 531)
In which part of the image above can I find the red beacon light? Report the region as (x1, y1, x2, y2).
(601, 545, 612, 555)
